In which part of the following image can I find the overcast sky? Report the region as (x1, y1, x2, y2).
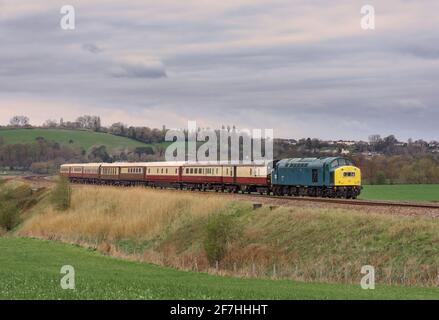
(0, 0, 438, 140)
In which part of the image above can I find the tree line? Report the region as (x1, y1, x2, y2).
(2, 115, 439, 184)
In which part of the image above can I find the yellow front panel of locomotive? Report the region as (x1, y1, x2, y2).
(334, 166, 361, 186)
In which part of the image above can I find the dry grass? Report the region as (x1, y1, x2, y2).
(19, 186, 228, 243)
(17, 184, 439, 287)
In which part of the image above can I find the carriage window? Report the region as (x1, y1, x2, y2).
(226, 168, 229, 175)
(331, 161, 338, 168)
(250, 169, 252, 175)
(166, 169, 168, 174)
(216, 168, 219, 174)
(338, 159, 346, 166)
(190, 168, 193, 174)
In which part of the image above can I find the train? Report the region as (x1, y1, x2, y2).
(60, 157, 362, 199)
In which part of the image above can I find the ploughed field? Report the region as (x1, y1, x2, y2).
(2, 237, 439, 300)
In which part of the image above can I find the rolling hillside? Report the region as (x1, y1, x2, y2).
(0, 128, 151, 152)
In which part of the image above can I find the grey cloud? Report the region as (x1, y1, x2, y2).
(109, 62, 167, 79)
(82, 43, 103, 54)
(1, 1, 439, 140)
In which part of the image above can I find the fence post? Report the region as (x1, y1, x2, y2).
(215, 261, 219, 273)
(273, 264, 277, 279)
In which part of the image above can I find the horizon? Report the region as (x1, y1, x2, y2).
(1, 119, 437, 143)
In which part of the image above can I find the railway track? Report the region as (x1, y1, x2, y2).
(252, 194, 439, 210)
(141, 186, 439, 210)
(15, 175, 439, 210)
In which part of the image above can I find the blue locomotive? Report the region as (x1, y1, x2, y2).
(271, 157, 362, 199)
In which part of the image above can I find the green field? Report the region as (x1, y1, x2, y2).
(1, 237, 439, 300)
(0, 128, 150, 152)
(359, 184, 439, 202)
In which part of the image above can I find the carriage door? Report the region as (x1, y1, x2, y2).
(233, 166, 237, 184)
(178, 167, 183, 183)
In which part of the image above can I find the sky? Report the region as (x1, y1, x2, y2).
(0, 0, 438, 141)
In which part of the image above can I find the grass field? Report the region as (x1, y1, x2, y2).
(2, 237, 439, 300)
(359, 184, 439, 202)
(0, 128, 151, 151)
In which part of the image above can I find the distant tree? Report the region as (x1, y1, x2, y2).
(42, 119, 58, 128)
(76, 115, 101, 131)
(9, 115, 29, 127)
(87, 145, 111, 162)
(368, 134, 381, 145)
(109, 122, 126, 136)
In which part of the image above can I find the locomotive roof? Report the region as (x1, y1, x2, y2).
(276, 157, 347, 169)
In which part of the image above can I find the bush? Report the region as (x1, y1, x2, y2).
(0, 201, 20, 231)
(51, 176, 71, 211)
(203, 213, 236, 265)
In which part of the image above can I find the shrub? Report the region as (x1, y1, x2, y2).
(5, 184, 32, 200)
(203, 213, 236, 265)
(0, 201, 20, 231)
(51, 176, 71, 211)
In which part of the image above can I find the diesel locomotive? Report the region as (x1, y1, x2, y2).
(60, 157, 362, 199)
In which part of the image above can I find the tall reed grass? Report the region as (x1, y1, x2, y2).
(20, 186, 228, 243)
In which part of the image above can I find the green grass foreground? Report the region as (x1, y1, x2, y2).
(0, 128, 150, 151)
(360, 184, 439, 202)
(1, 237, 439, 300)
